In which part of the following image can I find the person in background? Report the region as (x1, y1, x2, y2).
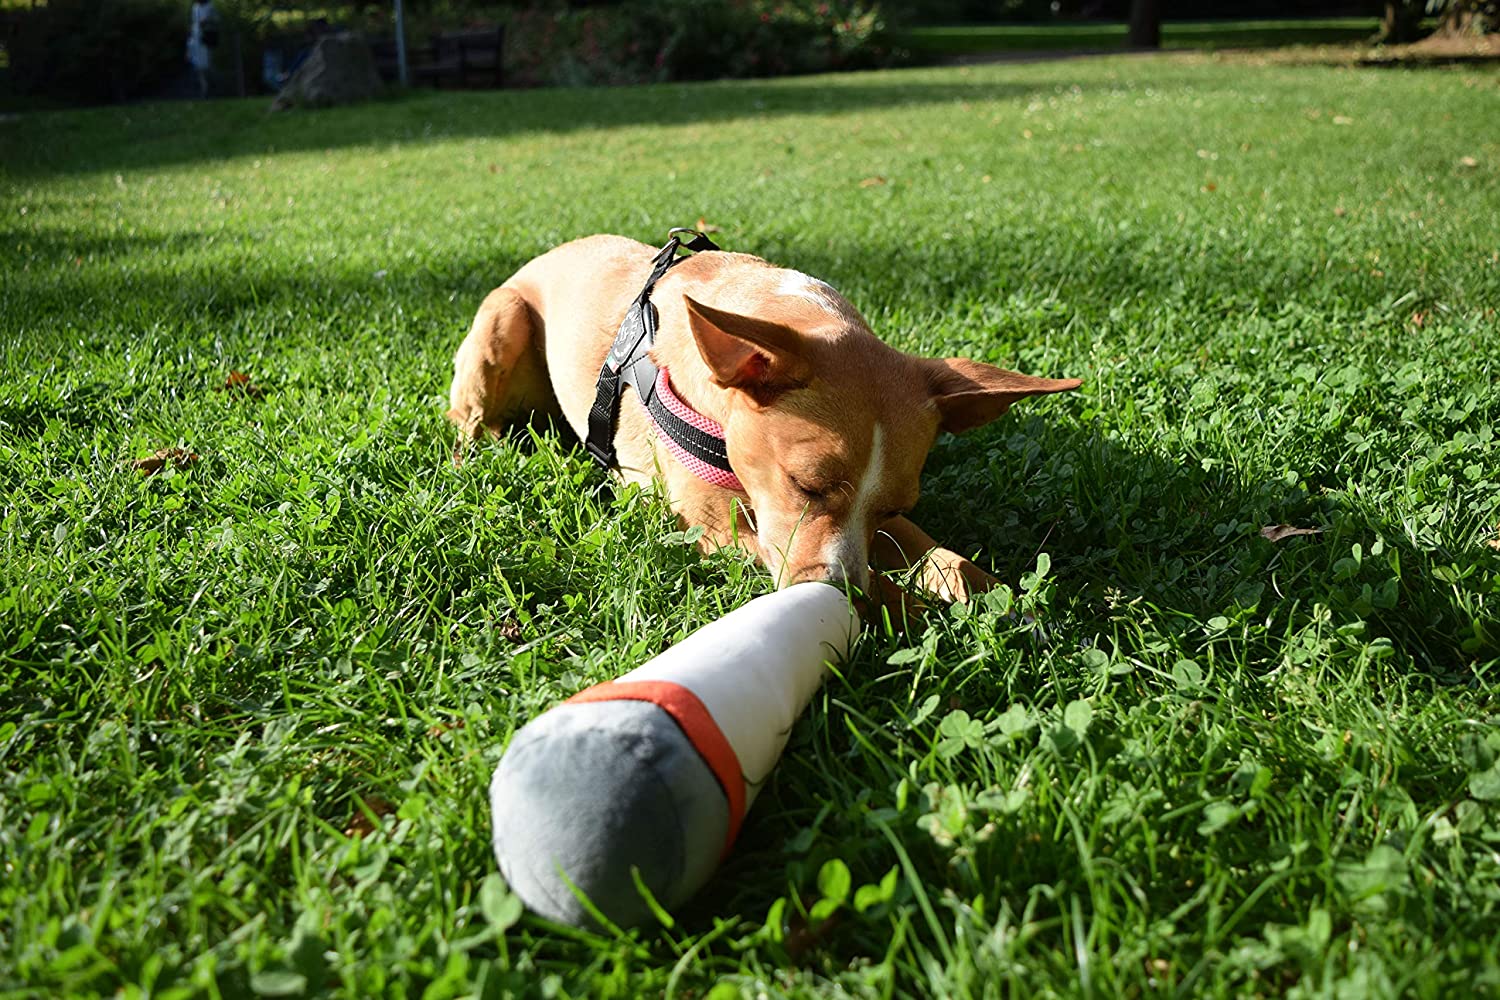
(186, 0, 220, 98)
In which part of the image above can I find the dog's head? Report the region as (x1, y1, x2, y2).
(682, 274, 1080, 590)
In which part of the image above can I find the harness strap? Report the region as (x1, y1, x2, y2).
(584, 229, 736, 486)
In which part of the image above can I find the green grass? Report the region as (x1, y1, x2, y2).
(901, 18, 1380, 57)
(3, 55, 1500, 998)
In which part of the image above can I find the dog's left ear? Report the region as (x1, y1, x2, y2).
(926, 358, 1081, 434)
(684, 296, 809, 404)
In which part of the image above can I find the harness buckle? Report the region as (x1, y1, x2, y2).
(666, 227, 720, 255)
(584, 439, 616, 468)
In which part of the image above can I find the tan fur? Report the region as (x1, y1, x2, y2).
(448, 235, 1080, 601)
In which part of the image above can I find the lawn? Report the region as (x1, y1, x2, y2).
(899, 18, 1381, 58)
(3, 54, 1499, 998)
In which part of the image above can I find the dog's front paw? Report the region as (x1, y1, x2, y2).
(919, 549, 999, 604)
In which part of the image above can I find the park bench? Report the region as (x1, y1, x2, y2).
(411, 27, 505, 89)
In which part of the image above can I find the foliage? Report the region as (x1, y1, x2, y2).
(505, 0, 896, 88)
(901, 17, 1378, 56)
(4, 0, 897, 102)
(1429, 0, 1500, 33)
(5, 0, 188, 102)
(212, 2, 511, 45)
(882, 0, 1054, 25)
(3, 56, 1500, 997)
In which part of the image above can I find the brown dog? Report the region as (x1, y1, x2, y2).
(448, 234, 1079, 603)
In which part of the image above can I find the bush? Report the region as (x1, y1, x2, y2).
(2, 0, 898, 102)
(7, 0, 188, 104)
(505, 0, 899, 89)
(881, 0, 1055, 24)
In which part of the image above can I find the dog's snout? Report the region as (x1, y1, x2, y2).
(785, 561, 870, 590)
(785, 563, 843, 587)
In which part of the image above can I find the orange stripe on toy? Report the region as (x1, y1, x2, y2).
(566, 679, 746, 855)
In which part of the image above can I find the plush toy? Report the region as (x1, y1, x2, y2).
(489, 582, 858, 928)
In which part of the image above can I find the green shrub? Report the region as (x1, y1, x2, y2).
(7, 0, 188, 103)
(505, 0, 898, 88)
(882, 0, 1056, 24)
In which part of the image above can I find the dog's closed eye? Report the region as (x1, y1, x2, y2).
(788, 475, 835, 500)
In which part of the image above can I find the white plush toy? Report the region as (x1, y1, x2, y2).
(490, 582, 858, 927)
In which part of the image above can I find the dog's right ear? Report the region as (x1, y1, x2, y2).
(684, 296, 809, 404)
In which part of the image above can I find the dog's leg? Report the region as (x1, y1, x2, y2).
(872, 516, 1000, 604)
(862, 571, 931, 634)
(447, 286, 554, 443)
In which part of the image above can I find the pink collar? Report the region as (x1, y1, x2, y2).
(650, 368, 745, 492)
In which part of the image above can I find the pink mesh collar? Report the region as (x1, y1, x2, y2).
(651, 369, 745, 492)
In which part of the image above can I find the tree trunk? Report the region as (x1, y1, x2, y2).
(1127, 0, 1162, 49)
(1377, 0, 1423, 43)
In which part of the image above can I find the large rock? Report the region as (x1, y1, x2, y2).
(272, 33, 382, 111)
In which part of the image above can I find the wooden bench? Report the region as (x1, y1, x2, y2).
(411, 27, 505, 89)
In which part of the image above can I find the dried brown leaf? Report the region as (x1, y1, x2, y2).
(858, 175, 887, 188)
(220, 371, 265, 398)
(132, 447, 199, 476)
(345, 796, 394, 838)
(1260, 524, 1323, 543)
(782, 896, 843, 960)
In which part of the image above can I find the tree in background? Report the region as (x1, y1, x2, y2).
(1377, 0, 1424, 41)
(6, 0, 186, 102)
(1127, 0, 1161, 48)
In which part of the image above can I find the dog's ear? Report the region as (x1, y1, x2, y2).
(684, 296, 809, 403)
(926, 358, 1081, 434)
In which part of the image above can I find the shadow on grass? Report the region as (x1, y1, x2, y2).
(2, 225, 208, 266)
(4, 194, 1430, 339)
(912, 421, 1498, 675)
(3, 74, 1059, 178)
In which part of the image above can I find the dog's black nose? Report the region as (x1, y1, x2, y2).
(785, 562, 869, 590)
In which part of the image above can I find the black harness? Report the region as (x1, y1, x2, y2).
(583, 229, 736, 481)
